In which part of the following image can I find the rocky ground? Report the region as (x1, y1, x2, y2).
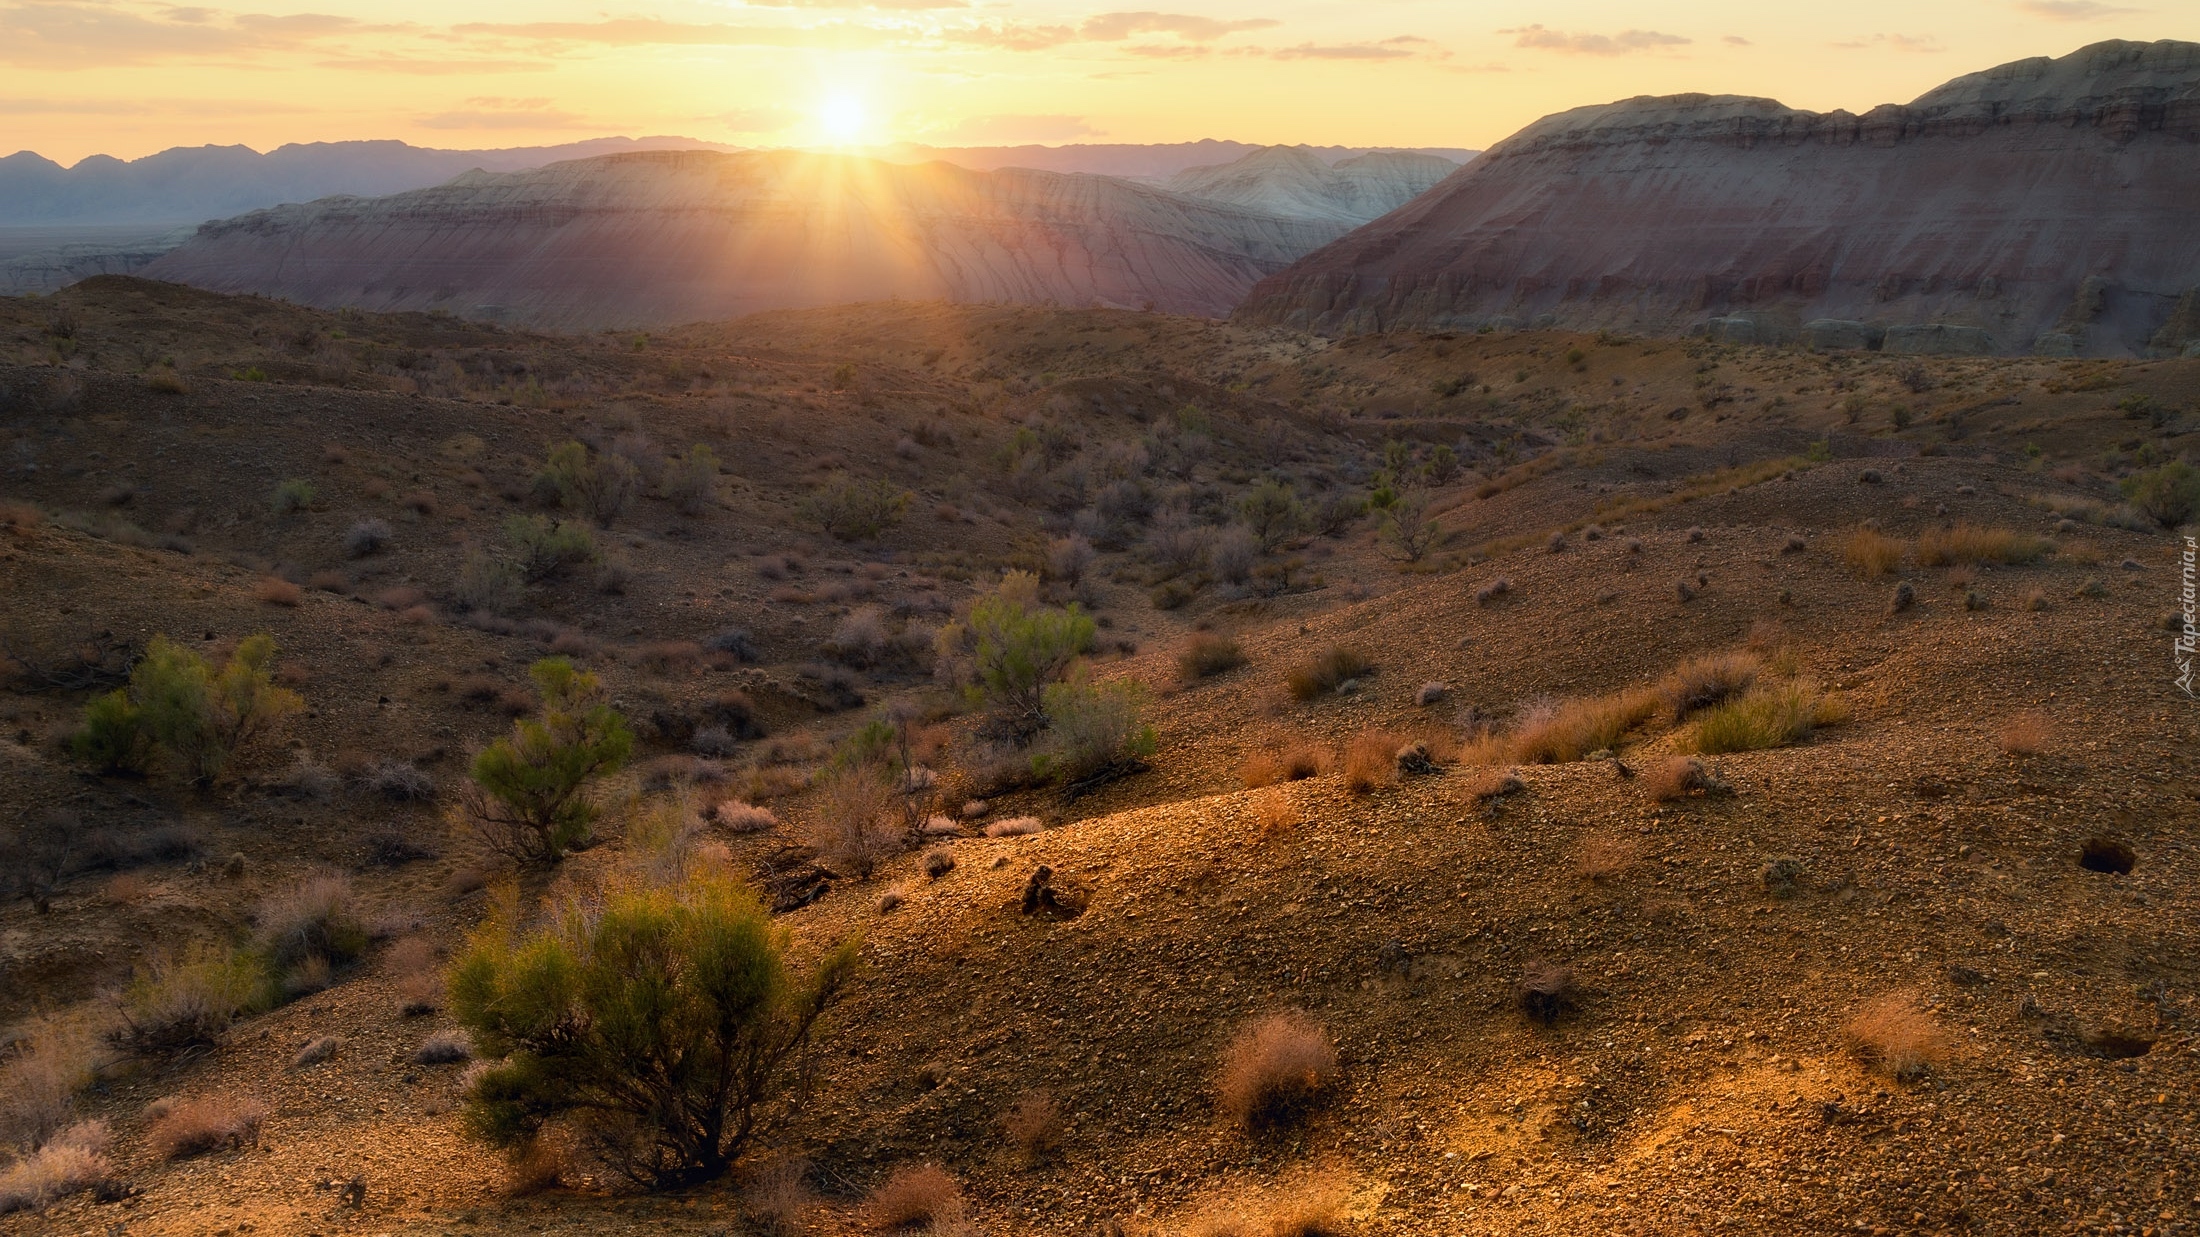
(1, 277, 2197, 1236)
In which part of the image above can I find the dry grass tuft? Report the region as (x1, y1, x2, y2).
(1510, 690, 1659, 763)
(1645, 755, 1731, 802)
(865, 1162, 963, 1230)
(983, 816, 1044, 838)
(1239, 744, 1330, 789)
(1253, 790, 1297, 837)
(1998, 711, 2051, 756)
(1461, 766, 1525, 803)
(0, 1121, 110, 1215)
(744, 1158, 816, 1236)
(1840, 528, 1906, 577)
(1917, 523, 2053, 566)
(1573, 832, 1642, 881)
(1686, 681, 1847, 754)
(1342, 729, 1400, 794)
(1654, 651, 1760, 721)
(1845, 994, 1947, 1081)
(254, 576, 302, 607)
(149, 1096, 267, 1160)
(1217, 1011, 1337, 1130)
(1286, 646, 1372, 701)
(1002, 1090, 1063, 1163)
(1179, 632, 1246, 681)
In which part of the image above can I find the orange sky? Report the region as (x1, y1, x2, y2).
(2, 0, 2191, 164)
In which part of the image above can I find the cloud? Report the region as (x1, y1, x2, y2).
(416, 95, 586, 129)
(942, 21, 1076, 50)
(745, 0, 962, 7)
(1831, 32, 1944, 51)
(1269, 36, 1431, 61)
(314, 53, 545, 74)
(452, 18, 891, 48)
(934, 113, 1099, 142)
(0, 93, 318, 114)
(1077, 11, 1276, 41)
(1501, 24, 1690, 55)
(2013, 0, 2138, 17)
(1723, 34, 1752, 46)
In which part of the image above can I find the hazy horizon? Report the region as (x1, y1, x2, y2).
(4, 0, 2192, 166)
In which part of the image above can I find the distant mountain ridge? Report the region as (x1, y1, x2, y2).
(1236, 39, 2200, 356)
(872, 140, 1477, 181)
(1166, 147, 1460, 226)
(137, 149, 1352, 328)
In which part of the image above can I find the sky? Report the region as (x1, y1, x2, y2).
(2, 0, 2192, 164)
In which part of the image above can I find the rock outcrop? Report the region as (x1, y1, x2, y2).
(1235, 39, 2200, 355)
(1165, 146, 1461, 226)
(141, 150, 1346, 328)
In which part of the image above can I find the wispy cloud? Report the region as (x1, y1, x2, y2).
(1831, 32, 1945, 51)
(1501, 24, 1690, 55)
(2013, 0, 2138, 18)
(452, 18, 891, 48)
(415, 95, 585, 129)
(1078, 10, 1276, 41)
(1723, 34, 1752, 46)
(745, 0, 963, 8)
(1270, 36, 1436, 61)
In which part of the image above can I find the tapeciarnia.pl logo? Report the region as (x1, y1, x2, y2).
(2178, 535, 2197, 698)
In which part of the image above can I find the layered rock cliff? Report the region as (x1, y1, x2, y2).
(1165, 147, 1461, 226)
(140, 150, 1346, 328)
(1234, 39, 2200, 355)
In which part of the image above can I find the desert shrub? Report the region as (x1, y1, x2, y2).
(943, 572, 1095, 732)
(1516, 960, 1579, 1024)
(345, 518, 393, 557)
(984, 816, 1044, 838)
(1044, 534, 1096, 588)
(1209, 525, 1258, 584)
(1238, 481, 1303, 552)
(365, 760, 436, 802)
(1342, 729, 1398, 794)
(1654, 651, 1760, 721)
(1178, 632, 1245, 680)
(0, 1019, 99, 1150)
(73, 634, 301, 783)
(538, 441, 639, 527)
(0, 1121, 110, 1214)
(449, 868, 858, 1187)
(1839, 528, 1905, 577)
(866, 1162, 964, 1230)
(706, 628, 761, 662)
(271, 478, 317, 514)
(1310, 492, 1365, 537)
(1286, 646, 1371, 700)
(1510, 690, 1658, 763)
(1998, 711, 2051, 756)
(148, 1097, 266, 1159)
(115, 943, 270, 1054)
(999, 1089, 1063, 1164)
(802, 474, 908, 542)
(504, 515, 597, 582)
(462, 658, 634, 865)
(1416, 681, 1446, 706)
(254, 576, 302, 607)
(1217, 1011, 1336, 1130)
(1645, 755, 1731, 802)
(715, 801, 780, 833)
(291, 1035, 341, 1067)
(1845, 994, 1946, 1081)
(456, 550, 526, 613)
(662, 444, 720, 516)
(1379, 491, 1441, 562)
(809, 765, 901, 880)
(823, 607, 891, 668)
(413, 1031, 473, 1065)
(2121, 460, 2200, 527)
(1687, 680, 1847, 754)
(256, 874, 368, 977)
(1759, 856, 1806, 897)
(746, 1158, 818, 1235)
(1917, 524, 2053, 566)
(1032, 674, 1156, 785)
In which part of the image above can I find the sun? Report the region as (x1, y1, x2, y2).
(818, 93, 868, 145)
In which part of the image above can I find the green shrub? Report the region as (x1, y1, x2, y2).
(1033, 674, 1156, 785)
(661, 444, 720, 516)
(948, 572, 1095, 732)
(801, 475, 908, 542)
(1237, 481, 1302, 552)
(536, 441, 638, 527)
(503, 515, 596, 582)
(270, 478, 317, 515)
(115, 943, 270, 1055)
(1379, 492, 1440, 562)
(449, 870, 858, 1187)
(74, 635, 300, 784)
(463, 658, 633, 865)
(2121, 461, 2200, 528)
(1422, 444, 1459, 486)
